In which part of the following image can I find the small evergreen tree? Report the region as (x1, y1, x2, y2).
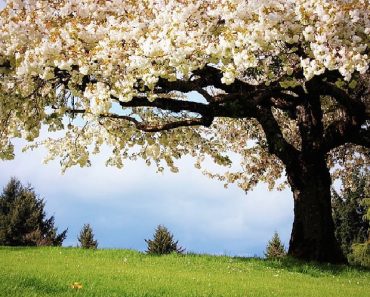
(0, 177, 67, 246)
(332, 170, 369, 257)
(145, 225, 184, 255)
(77, 224, 98, 249)
(264, 232, 286, 259)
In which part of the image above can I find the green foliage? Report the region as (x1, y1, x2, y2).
(145, 225, 184, 255)
(348, 242, 370, 268)
(77, 224, 98, 249)
(0, 177, 67, 246)
(332, 171, 369, 257)
(363, 197, 370, 222)
(264, 232, 286, 259)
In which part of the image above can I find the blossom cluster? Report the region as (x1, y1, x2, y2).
(0, 0, 368, 187)
(1, 0, 368, 109)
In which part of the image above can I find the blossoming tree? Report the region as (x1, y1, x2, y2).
(0, 0, 369, 263)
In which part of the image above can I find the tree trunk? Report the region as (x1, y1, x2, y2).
(286, 153, 346, 263)
(255, 99, 347, 264)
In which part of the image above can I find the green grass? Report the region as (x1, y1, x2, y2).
(0, 247, 369, 297)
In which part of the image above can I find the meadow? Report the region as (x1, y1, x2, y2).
(0, 247, 369, 297)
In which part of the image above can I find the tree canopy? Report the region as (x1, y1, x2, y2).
(0, 0, 369, 263)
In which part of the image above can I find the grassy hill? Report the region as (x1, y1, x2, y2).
(0, 247, 369, 297)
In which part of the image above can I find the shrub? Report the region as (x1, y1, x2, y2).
(265, 231, 286, 259)
(145, 225, 184, 255)
(77, 224, 98, 249)
(348, 242, 370, 268)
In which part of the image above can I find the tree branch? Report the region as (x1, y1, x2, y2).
(102, 114, 212, 132)
(65, 109, 213, 132)
(193, 65, 256, 93)
(196, 88, 215, 103)
(320, 81, 367, 121)
(269, 91, 300, 116)
(323, 121, 370, 151)
(319, 79, 369, 152)
(157, 77, 203, 93)
(255, 105, 299, 164)
(118, 96, 211, 116)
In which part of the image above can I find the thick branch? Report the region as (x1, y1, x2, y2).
(157, 77, 203, 93)
(196, 88, 214, 103)
(319, 79, 369, 152)
(118, 96, 211, 116)
(256, 105, 299, 164)
(269, 91, 300, 117)
(54, 64, 370, 152)
(123, 88, 274, 121)
(323, 121, 370, 151)
(320, 81, 367, 121)
(193, 65, 256, 93)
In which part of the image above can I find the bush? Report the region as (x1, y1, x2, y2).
(0, 177, 67, 246)
(77, 224, 98, 249)
(264, 231, 286, 259)
(145, 225, 184, 255)
(348, 242, 370, 268)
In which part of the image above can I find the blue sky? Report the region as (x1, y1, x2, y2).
(0, 0, 293, 256)
(0, 139, 293, 256)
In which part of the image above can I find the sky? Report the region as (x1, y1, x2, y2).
(0, 0, 294, 257)
(0, 142, 293, 256)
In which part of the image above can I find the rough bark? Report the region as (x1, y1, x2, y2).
(285, 154, 346, 263)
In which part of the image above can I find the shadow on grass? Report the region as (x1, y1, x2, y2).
(233, 256, 370, 277)
(5, 275, 68, 295)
